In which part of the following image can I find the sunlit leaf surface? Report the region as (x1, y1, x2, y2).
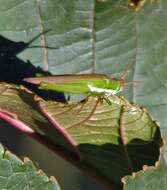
(0, 83, 162, 185)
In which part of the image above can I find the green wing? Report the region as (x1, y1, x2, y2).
(40, 81, 90, 94)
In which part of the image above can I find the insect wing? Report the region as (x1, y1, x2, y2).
(24, 74, 108, 85)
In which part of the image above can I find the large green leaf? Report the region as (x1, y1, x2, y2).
(0, 143, 60, 190)
(0, 0, 167, 188)
(0, 83, 162, 186)
(39, 94, 162, 185)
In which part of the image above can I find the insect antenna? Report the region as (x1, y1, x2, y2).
(120, 63, 132, 80)
(124, 80, 141, 86)
(120, 62, 142, 86)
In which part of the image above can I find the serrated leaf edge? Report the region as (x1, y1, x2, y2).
(121, 128, 164, 187)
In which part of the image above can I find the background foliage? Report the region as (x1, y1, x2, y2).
(0, 0, 166, 189)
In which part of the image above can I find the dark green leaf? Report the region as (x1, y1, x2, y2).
(0, 143, 61, 190)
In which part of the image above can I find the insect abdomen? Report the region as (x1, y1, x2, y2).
(40, 82, 90, 94)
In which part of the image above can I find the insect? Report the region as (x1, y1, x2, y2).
(127, 0, 155, 11)
(128, 0, 146, 11)
(24, 64, 137, 105)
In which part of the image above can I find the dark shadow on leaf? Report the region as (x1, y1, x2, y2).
(17, 91, 77, 155)
(0, 119, 23, 152)
(78, 126, 161, 186)
(0, 35, 65, 102)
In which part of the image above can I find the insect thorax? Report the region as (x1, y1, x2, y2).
(88, 79, 122, 96)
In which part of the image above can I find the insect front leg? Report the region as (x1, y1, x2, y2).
(104, 93, 123, 106)
(103, 95, 112, 105)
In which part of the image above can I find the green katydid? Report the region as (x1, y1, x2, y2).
(24, 64, 137, 104)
